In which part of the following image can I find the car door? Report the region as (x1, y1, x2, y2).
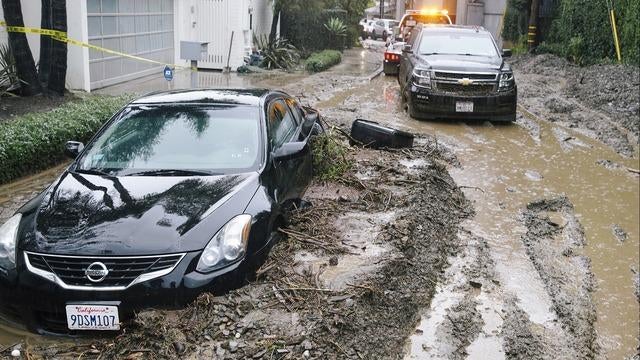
(399, 27, 422, 89)
(285, 97, 313, 195)
(266, 97, 308, 205)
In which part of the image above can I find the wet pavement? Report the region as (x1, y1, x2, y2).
(1, 44, 638, 359)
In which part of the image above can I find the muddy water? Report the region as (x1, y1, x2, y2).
(333, 75, 639, 358)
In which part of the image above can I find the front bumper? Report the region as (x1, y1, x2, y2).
(409, 84, 517, 121)
(0, 251, 242, 335)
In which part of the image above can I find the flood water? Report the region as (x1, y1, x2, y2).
(332, 75, 639, 359)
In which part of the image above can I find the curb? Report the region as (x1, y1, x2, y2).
(367, 65, 384, 81)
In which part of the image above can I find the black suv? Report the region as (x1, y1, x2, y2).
(398, 25, 517, 122)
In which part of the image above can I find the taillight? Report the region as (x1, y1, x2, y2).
(384, 53, 400, 62)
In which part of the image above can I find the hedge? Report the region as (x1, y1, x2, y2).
(504, 0, 639, 65)
(0, 95, 133, 184)
(305, 50, 342, 73)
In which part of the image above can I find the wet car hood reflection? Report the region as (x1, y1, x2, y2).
(420, 55, 504, 72)
(22, 172, 260, 256)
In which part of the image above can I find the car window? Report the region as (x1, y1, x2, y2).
(77, 105, 262, 175)
(408, 27, 421, 45)
(285, 98, 304, 126)
(268, 99, 298, 149)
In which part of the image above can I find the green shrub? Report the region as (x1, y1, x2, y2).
(311, 133, 352, 182)
(305, 50, 342, 73)
(253, 34, 300, 70)
(0, 95, 133, 184)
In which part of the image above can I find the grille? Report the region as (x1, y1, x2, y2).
(436, 82, 495, 94)
(434, 72, 497, 80)
(26, 253, 184, 288)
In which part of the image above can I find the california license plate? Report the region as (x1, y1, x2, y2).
(456, 101, 474, 112)
(66, 305, 120, 330)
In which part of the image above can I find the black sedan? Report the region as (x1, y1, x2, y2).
(0, 89, 323, 334)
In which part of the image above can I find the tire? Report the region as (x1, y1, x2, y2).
(382, 31, 388, 41)
(372, 30, 376, 39)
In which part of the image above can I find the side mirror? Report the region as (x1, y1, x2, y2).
(273, 142, 307, 162)
(302, 110, 320, 137)
(502, 49, 512, 58)
(64, 141, 84, 159)
(403, 44, 413, 53)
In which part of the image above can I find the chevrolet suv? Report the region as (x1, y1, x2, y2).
(398, 25, 517, 122)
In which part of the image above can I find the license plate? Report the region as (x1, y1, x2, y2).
(406, 20, 417, 26)
(456, 101, 474, 112)
(66, 305, 120, 330)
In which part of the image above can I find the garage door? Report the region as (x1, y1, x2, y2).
(88, 0, 174, 90)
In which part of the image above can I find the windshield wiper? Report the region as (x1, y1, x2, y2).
(74, 168, 116, 177)
(122, 169, 218, 177)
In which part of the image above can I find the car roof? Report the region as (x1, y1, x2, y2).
(131, 88, 271, 106)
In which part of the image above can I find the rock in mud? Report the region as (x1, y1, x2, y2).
(612, 224, 628, 243)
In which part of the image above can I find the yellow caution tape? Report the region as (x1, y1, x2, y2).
(0, 21, 190, 70)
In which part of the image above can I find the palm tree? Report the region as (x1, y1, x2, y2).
(1, 0, 41, 96)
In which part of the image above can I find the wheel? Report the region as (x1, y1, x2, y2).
(382, 31, 388, 41)
(372, 30, 377, 39)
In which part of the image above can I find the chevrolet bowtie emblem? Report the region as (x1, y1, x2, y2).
(458, 78, 473, 86)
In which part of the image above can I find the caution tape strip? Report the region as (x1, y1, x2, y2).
(0, 21, 191, 70)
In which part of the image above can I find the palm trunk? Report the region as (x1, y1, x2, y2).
(39, 0, 52, 89)
(1, 0, 41, 96)
(47, 0, 67, 95)
(269, 2, 281, 43)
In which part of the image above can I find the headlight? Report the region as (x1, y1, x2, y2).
(499, 72, 515, 90)
(0, 213, 22, 270)
(412, 68, 432, 88)
(196, 214, 252, 273)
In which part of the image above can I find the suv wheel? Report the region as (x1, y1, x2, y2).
(382, 31, 388, 41)
(372, 30, 376, 39)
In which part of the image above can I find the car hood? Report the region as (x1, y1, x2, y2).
(21, 171, 260, 256)
(418, 54, 505, 72)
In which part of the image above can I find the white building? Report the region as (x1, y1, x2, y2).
(0, 0, 274, 92)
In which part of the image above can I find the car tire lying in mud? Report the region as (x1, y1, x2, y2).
(350, 119, 414, 148)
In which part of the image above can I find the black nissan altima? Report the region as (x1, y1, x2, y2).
(0, 89, 323, 334)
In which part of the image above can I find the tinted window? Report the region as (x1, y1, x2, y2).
(285, 98, 304, 125)
(418, 31, 499, 57)
(77, 105, 262, 174)
(268, 99, 297, 148)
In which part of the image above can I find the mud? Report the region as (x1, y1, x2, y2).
(511, 53, 640, 157)
(521, 197, 597, 358)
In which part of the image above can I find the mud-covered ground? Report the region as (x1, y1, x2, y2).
(511, 54, 640, 157)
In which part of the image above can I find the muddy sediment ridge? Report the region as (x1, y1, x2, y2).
(6, 130, 471, 359)
(510, 53, 640, 157)
(519, 197, 598, 358)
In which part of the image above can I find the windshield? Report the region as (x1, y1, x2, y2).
(77, 105, 262, 176)
(418, 31, 499, 57)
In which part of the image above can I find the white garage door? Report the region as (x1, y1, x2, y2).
(88, 0, 174, 89)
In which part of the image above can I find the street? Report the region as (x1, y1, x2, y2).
(0, 44, 638, 359)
